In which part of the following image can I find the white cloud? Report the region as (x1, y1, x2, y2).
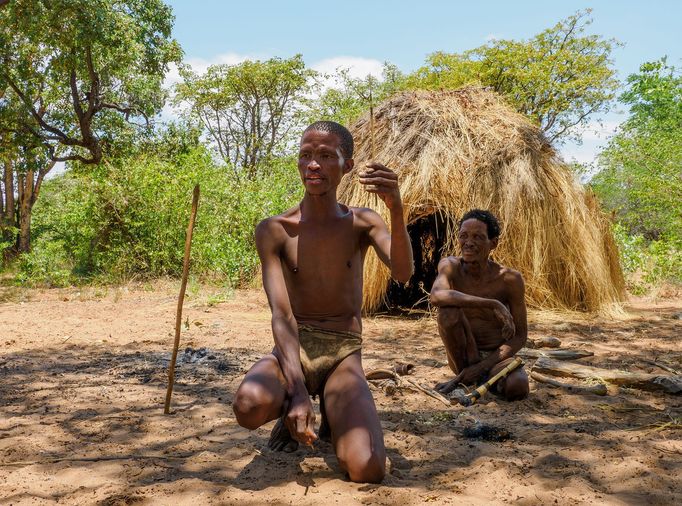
(485, 33, 500, 42)
(311, 56, 384, 89)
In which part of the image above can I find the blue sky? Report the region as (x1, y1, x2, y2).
(165, 0, 682, 164)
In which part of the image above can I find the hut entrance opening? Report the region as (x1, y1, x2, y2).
(385, 212, 451, 310)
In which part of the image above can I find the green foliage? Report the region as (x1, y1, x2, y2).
(592, 59, 682, 242)
(26, 147, 303, 285)
(15, 237, 73, 287)
(0, 0, 182, 164)
(313, 63, 407, 126)
(612, 224, 682, 292)
(406, 9, 620, 143)
(594, 58, 682, 288)
(174, 55, 315, 178)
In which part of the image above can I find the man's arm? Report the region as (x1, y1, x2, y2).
(255, 219, 316, 444)
(358, 162, 414, 282)
(430, 258, 509, 315)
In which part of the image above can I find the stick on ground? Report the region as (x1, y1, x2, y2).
(164, 185, 200, 414)
(533, 356, 682, 394)
(531, 370, 607, 396)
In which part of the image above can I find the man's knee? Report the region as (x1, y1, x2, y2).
(232, 382, 271, 430)
(502, 372, 529, 401)
(438, 306, 463, 330)
(339, 447, 386, 483)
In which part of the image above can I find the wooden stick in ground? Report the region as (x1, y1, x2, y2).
(531, 370, 607, 396)
(164, 185, 200, 414)
(369, 85, 376, 160)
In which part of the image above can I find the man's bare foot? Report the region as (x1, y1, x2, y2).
(268, 417, 299, 452)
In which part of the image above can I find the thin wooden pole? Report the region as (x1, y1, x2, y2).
(369, 85, 376, 160)
(164, 185, 200, 414)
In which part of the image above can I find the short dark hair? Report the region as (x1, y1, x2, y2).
(458, 209, 501, 240)
(303, 121, 354, 159)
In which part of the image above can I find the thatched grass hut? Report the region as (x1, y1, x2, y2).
(338, 87, 625, 313)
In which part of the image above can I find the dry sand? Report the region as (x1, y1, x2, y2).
(1, 283, 680, 505)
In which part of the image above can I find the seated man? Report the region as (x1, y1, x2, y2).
(232, 121, 413, 483)
(429, 209, 529, 400)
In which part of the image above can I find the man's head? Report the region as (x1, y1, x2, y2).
(457, 209, 501, 262)
(298, 121, 355, 196)
(303, 121, 354, 159)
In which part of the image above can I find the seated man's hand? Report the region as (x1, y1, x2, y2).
(492, 301, 515, 340)
(454, 362, 488, 386)
(436, 362, 488, 393)
(285, 391, 317, 447)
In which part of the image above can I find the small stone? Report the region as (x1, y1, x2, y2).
(536, 336, 562, 348)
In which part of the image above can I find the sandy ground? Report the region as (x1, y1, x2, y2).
(0, 282, 680, 505)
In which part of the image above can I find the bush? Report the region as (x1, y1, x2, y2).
(612, 223, 682, 293)
(25, 147, 302, 286)
(15, 237, 74, 287)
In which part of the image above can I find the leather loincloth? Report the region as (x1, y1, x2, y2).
(297, 324, 363, 396)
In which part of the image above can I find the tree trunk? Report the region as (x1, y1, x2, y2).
(18, 201, 31, 253)
(2, 159, 14, 223)
(1, 159, 16, 261)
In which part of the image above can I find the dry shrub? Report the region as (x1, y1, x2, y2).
(338, 87, 625, 314)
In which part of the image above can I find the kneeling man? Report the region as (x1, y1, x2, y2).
(232, 121, 413, 483)
(430, 209, 529, 400)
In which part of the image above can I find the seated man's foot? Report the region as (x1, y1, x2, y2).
(268, 416, 299, 452)
(435, 377, 461, 394)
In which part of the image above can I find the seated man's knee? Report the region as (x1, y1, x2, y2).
(233, 382, 270, 430)
(438, 306, 463, 330)
(503, 373, 529, 401)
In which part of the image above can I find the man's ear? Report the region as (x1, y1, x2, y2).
(490, 237, 499, 250)
(343, 158, 354, 175)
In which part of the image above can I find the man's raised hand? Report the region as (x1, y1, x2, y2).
(359, 162, 402, 210)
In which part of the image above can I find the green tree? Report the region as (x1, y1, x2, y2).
(313, 63, 407, 127)
(407, 10, 620, 143)
(174, 55, 315, 180)
(0, 0, 181, 254)
(592, 58, 682, 242)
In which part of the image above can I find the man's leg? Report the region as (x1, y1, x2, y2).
(323, 352, 386, 483)
(233, 354, 287, 430)
(487, 357, 529, 401)
(436, 307, 480, 392)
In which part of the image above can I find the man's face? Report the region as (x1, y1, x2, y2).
(298, 130, 353, 196)
(458, 218, 498, 263)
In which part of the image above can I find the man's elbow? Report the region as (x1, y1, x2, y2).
(392, 265, 414, 284)
(429, 290, 444, 307)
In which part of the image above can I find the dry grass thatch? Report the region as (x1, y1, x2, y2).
(338, 87, 625, 314)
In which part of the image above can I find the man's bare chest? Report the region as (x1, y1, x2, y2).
(280, 225, 364, 278)
(451, 274, 508, 303)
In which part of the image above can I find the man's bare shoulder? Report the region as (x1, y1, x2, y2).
(438, 255, 462, 272)
(255, 206, 300, 244)
(350, 206, 383, 225)
(498, 265, 525, 288)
